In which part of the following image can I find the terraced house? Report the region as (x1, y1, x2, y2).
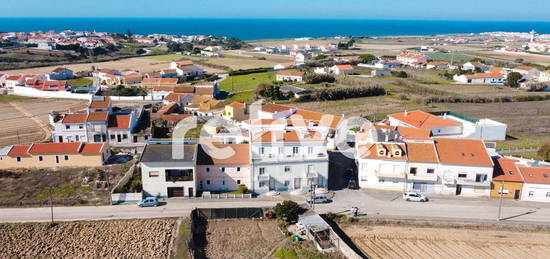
(50, 96, 142, 145)
(0, 142, 109, 169)
(356, 125, 494, 196)
(250, 130, 329, 194)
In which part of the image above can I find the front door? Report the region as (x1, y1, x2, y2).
(188, 187, 194, 197)
(294, 178, 301, 189)
(514, 190, 521, 200)
(117, 134, 122, 143)
(455, 184, 462, 195)
(58, 136, 63, 142)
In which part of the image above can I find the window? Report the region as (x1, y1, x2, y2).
(222, 180, 226, 185)
(259, 168, 265, 175)
(237, 167, 241, 172)
(308, 147, 314, 154)
(55, 156, 60, 164)
(285, 166, 291, 172)
(206, 180, 211, 185)
(76, 135, 79, 141)
(427, 168, 435, 174)
(165, 169, 194, 182)
(122, 134, 128, 139)
(458, 173, 467, 178)
(149, 171, 159, 177)
(409, 168, 417, 175)
(292, 147, 299, 155)
(65, 125, 70, 130)
(475, 174, 487, 183)
(221, 167, 225, 172)
(284, 180, 290, 187)
(16, 156, 22, 162)
(38, 156, 43, 162)
(361, 163, 368, 170)
(206, 167, 210, 173)
(110, 135, 116, 140)
(64, 155, 69, 161)
(79, 124, 84, 129)
(259, 182, 265, 188)
(237, 180, 241, 185)
(529, 191, 534, 197)
(546, 192, 550, 198)
(259, 147, 265, 155)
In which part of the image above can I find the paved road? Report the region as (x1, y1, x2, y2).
(2, 189, 550, 225)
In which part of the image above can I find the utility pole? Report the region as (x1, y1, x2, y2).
(497, 180, 504, 221)
(310, 183, 316, 210)
(49, 186, 54, 225)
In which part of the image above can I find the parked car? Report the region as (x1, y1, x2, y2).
(403, 192, 428, 202)
(306, 195, 329, 204)
(137, 197, 159, 207)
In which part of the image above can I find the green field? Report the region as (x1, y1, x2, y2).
(0, 95, 32, 102)
(427, 52, 474, 63)
(68, 78, 93, 87)
(223, 91, 256, 104)
(220, 72, 275, 92)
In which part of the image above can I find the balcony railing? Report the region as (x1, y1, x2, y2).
(407, 173, 438, 182)
(456, 178, 491, 186)
(375, 171, 406, 179)
(252, 153, 328, 162)
(305, 171, 318, 179)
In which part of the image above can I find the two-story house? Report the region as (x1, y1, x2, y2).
(196, 143, 251, 192)
(250, 130, 329, 194)
(140, 144, 197, 198)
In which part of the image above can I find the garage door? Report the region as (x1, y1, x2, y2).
(167, 187, 184, 197)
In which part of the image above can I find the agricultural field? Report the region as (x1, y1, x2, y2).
(0, 219, 176, 258)
(203, 219, 286, 258)
(0, 98, 86, 147)
(220, 72, 276, 92)
(344, 220, 550, 259)
(469, 50, 550, 66)
(148, 52, 289, 71)
(0, 163, 132, 207)
(0, 55, 220, 75)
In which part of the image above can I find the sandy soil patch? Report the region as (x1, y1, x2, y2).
(345, 221, 550, 259)
(0, 219, 176, 258)
(204, 219, 286, 259)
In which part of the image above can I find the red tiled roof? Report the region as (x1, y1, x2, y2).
(277, 70, 304, 77)
(228, 102, 245, 109)
(79, 143, 106, 155)
(108, 114, 131, 129)
(406, 142, 438, 163)
(388, 110, 461, 129)
(335, 65, 354, 70)
(518, 166, 550, 184)
(7, 145, 31, 157)
(261, 103, 294, 113)
(493, 158, 524, 182)
(28, 142, 82, 154)
(86, 112, 109, 122)
(358, 143, 407, 161)
(61, 113, 88, 124)
(89, 97, 111, 109)
(253, 130, 323, 143)
(434, 138, 493, 167)
(197, 144, 250, 165)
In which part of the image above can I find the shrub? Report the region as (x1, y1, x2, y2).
(228, 184, 249, 194)
(393, 71, 408, 78)
(275, 200, 301, 222)
(538, 142, 550, 161)
(273, 248, 298, 259)
(304, 74, 336, 84)
(507, 72, 523, 88)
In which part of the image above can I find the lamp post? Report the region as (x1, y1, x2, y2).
(497, 180, 504, 221)
(49, 186, 54, 225)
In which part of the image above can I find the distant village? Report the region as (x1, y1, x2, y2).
(0, 29, 550, 206)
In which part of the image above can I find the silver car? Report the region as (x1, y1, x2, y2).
(306, 195, 329, 204)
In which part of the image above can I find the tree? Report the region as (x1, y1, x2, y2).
(392, 71, 408, 78)
(507, 72, 523, 88)
(358, 54, 376, 64)
(515, 58, 525, 64)
(256, 83, 286, 100)
(304, 74, 336, 84)
(274, 200, 301, 222)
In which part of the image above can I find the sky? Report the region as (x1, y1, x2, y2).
(2, 0, 550, 21)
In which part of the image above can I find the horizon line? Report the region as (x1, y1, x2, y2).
(1, 17, 550, 23)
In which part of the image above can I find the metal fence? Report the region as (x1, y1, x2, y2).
(195, 207, 265, 220)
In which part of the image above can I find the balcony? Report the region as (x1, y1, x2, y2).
(407, 173, 438, 182)
(252, 153, 328, 163)
(375, 171, 406, 179)
(305, 171, 318, 179)
(456, 178, 491, 187)
(257, 174, 270, 182)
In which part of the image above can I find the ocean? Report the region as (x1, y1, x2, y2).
(1, 18, 550, 40)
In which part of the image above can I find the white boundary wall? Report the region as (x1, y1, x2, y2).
(11, 86, 164, 102)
